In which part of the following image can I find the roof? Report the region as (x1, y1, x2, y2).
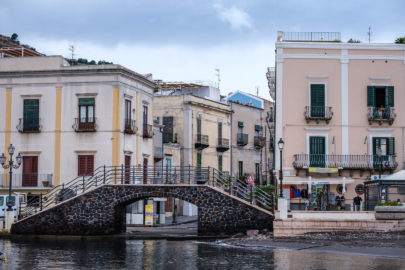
(155, 81, 205, 90)
(381, 170, 405, 181)
(0, 46, 43, 57)
(226, 91, 263, 109)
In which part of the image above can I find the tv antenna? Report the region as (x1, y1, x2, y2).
(367, 26, 371, 43)
(215, 69, 221, 90)
(69, 45, 75, 61)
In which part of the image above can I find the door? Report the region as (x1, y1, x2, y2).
(165, 158, 172, 183)
(309, 136, 326, 167)
(78, 155, 94, 176)
(23, 99, 39, 131)
(197, 116, 202, 142)
(125, 155, 131, 184)
(218, 122, 222, 146)
(196, 152, 202, 182)
(310, 84, 325, 117)
(143, 158, 148, 184)
(373, 137, 395, 169)
(22, 156, 38, 187)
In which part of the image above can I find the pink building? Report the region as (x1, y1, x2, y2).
(274, 31, 405, 210)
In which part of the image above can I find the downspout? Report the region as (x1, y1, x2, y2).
(230, 103, 233, 177)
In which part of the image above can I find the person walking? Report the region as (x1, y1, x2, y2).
(353, 195, 362, 211)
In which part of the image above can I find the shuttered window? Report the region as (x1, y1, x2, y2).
(367, 86, 394, 107)
(309, 136, 326, 167)
(373, 137, 395, 156)
(310, 84, 325, 117)
(22, 156, 38, 186)
(78, 155, 94, 176)
(163, 116, 174, 143)
(218, 155, 223, 172)
(23, 99, 39, 131)
(218, 122, 222, 140)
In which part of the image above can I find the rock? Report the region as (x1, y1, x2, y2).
(246, 230, 259, 237)
(231, 232, 245, 238)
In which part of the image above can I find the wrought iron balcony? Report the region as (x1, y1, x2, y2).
(217, 138, 229, 152)
(368, 107, 396, 125)
(195, 134, 209, 149)
(124, 119, 137, 134)
(0, 173, 53, 188)
(17, 118, 41, 133)
(237, 133, 248, 146)
(254, 136, 265, 149)
(143, 124, 153, 138)
(73, 118, 97, 132)
(293, 154, 398, 170)
(304, 106, 333, 123)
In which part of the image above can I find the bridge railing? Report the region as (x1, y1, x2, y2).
(21, 165, 273, 218)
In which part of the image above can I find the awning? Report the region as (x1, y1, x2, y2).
(282, 176, 355, 185)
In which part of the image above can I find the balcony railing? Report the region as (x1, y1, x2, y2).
(368, 107, 396, 125)
(73, 118, 97, 132)
(254, 136, 265, 149)
(124, 119, 137, 134)
(304, 106, 333, 123)
(0, 173, 53, 188)
(237, 133, 248, 146)
(143, 124, 153, 138)
(17, 118, 41, 133)
(293, 154, 398, 170)
(195, 134, 209, 149)
(217, 138, 229, 152)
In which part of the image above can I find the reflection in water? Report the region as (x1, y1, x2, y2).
(0, 238, 403, 270)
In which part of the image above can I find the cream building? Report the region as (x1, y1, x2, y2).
(0, 56, 155, 204)
(274, 31, 405, 210)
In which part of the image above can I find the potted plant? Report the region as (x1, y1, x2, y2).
(375, 200, 405, 220)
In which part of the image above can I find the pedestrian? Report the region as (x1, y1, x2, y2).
(305, 198, 310, 211)
(353, 195, 362, 211)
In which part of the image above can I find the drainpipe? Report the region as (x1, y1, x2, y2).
(230, 103, 233, 177)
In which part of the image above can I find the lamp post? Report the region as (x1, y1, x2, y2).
(278, 138, 284, 198)
(0, 144, 22, 212)
(376, 147, 382, 180)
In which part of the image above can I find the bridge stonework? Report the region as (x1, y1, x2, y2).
(11, 185, 273, 235)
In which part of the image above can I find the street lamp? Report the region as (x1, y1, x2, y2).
(0, 144, 22, 211)
(376, 147, 382, 180)
(278, 138, 284, 198)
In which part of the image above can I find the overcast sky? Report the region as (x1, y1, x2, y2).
(1, 0, 404, 99)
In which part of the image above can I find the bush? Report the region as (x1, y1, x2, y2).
(376, 200, 403, 206)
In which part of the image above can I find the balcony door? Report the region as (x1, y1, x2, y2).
(125, 155, 131, 184)
(372, 137, 395, 168)
(309, 136, 326, 167)
(23, 99, 39, 131)
(310, 84, 325, 118)
(22, 156, 38, 187)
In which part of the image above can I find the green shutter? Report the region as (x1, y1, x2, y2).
(386, 86, 394, 107)
(238, 121, 244, 127)
(388, 137, 395, 155)
(367, 86, 375, 107)
(372, 137, 379, 155)
(24, 99, 39, 118)
(79, 98, 95, 106)
(218, 155, 223, 172)
(310, 84, 325, 107)
(197, 152, 202, 167)
(254, 125, 261, 131)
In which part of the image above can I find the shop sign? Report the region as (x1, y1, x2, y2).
(308, 167, 338, 173)
(144, 204, 154, 226)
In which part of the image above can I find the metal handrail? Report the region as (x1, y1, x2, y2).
(21, 165, 274, 218)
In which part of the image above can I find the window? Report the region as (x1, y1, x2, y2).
(372, 137, 395, 168)
(125, 100, 131, 122)
(125, 155, 131, 184)
(310, 84, 325, 117)
(143, 106, 148, 125)
(23, 99, 40, 131)
(218, 155, 223, 172)
(218, 122, 222, 140)
(78, 98, 95, 129)
(163, 116, 174, 143)
(22, 156, 38, 187)
(238, 161, 243, 179)
(143, 158, 148, 184)
(367, 86, 394, 120)
(78, 155, 94, 176)
(255, 163, 260, 184)
(309, 136, 326, 167)
(196, 152, 202, 168)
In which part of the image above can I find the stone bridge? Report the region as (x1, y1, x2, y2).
(11, 184, 273, 235)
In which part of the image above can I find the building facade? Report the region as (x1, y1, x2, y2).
(275, 32, 405, 210)
(0, 56, 155, 204)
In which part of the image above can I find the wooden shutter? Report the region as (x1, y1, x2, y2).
(388, 137, 395, 155)
(218, 155, 223, 172)
(218, 122, 222, 139)
(163, 116, 173, 143)
(386, 86, 394, 107)
(372, 137, 379, 155)
(310, 84, 325, 107)
(310, 136, 325, 155)
(197, 117, 201, 134)
(78, 155, 94, 176)
(23, 99, 39, 131)
(197, 152, 202, 167)
(23, 156, 38, 186)
(367, 86, 375, 107)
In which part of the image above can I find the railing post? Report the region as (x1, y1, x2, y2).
(132, 166, 135, 184)
(40, 193, 43, 211)
(103, 165, 106, 184)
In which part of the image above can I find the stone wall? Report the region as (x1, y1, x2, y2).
(12, 185, 273, 235)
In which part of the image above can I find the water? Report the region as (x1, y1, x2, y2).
(0, 238, 404, 270)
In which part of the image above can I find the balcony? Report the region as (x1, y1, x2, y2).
(368, 107, 396, 125)
(0, 173, 53, 189)
(195, 134, 209, 149)
(237, 133, 248, 146)
(124, 119, 137, 134)
(17, 118, 41, 133)
(293, 154, 398, 170)
(304, 106, 333, 123)
(143, 124, 153, 138)
(73, 118, 97, 132)
(254, 136, 265, 149)
(216, 138, 229, 152)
